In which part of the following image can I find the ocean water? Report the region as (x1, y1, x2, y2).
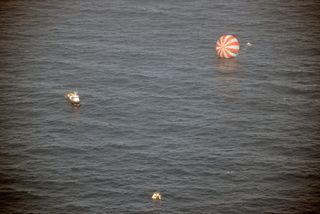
(0, 0, 320, 213)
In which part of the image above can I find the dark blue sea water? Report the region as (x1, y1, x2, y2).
(0, 0, 320, 213)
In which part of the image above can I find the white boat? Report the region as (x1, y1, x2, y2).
(151, 192, 161, 201)
(65, 91, 80, 106)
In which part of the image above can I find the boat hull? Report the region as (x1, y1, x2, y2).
(65, 94, 81, 106)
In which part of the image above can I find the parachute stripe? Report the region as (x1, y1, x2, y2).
(215, 35, 240, 59)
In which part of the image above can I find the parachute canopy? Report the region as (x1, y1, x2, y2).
(216, 35, 240, 59)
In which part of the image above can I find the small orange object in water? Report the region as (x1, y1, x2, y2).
(216, 35, 240, 59)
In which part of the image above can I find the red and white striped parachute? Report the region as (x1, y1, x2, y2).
(216, 35, 240, 59)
